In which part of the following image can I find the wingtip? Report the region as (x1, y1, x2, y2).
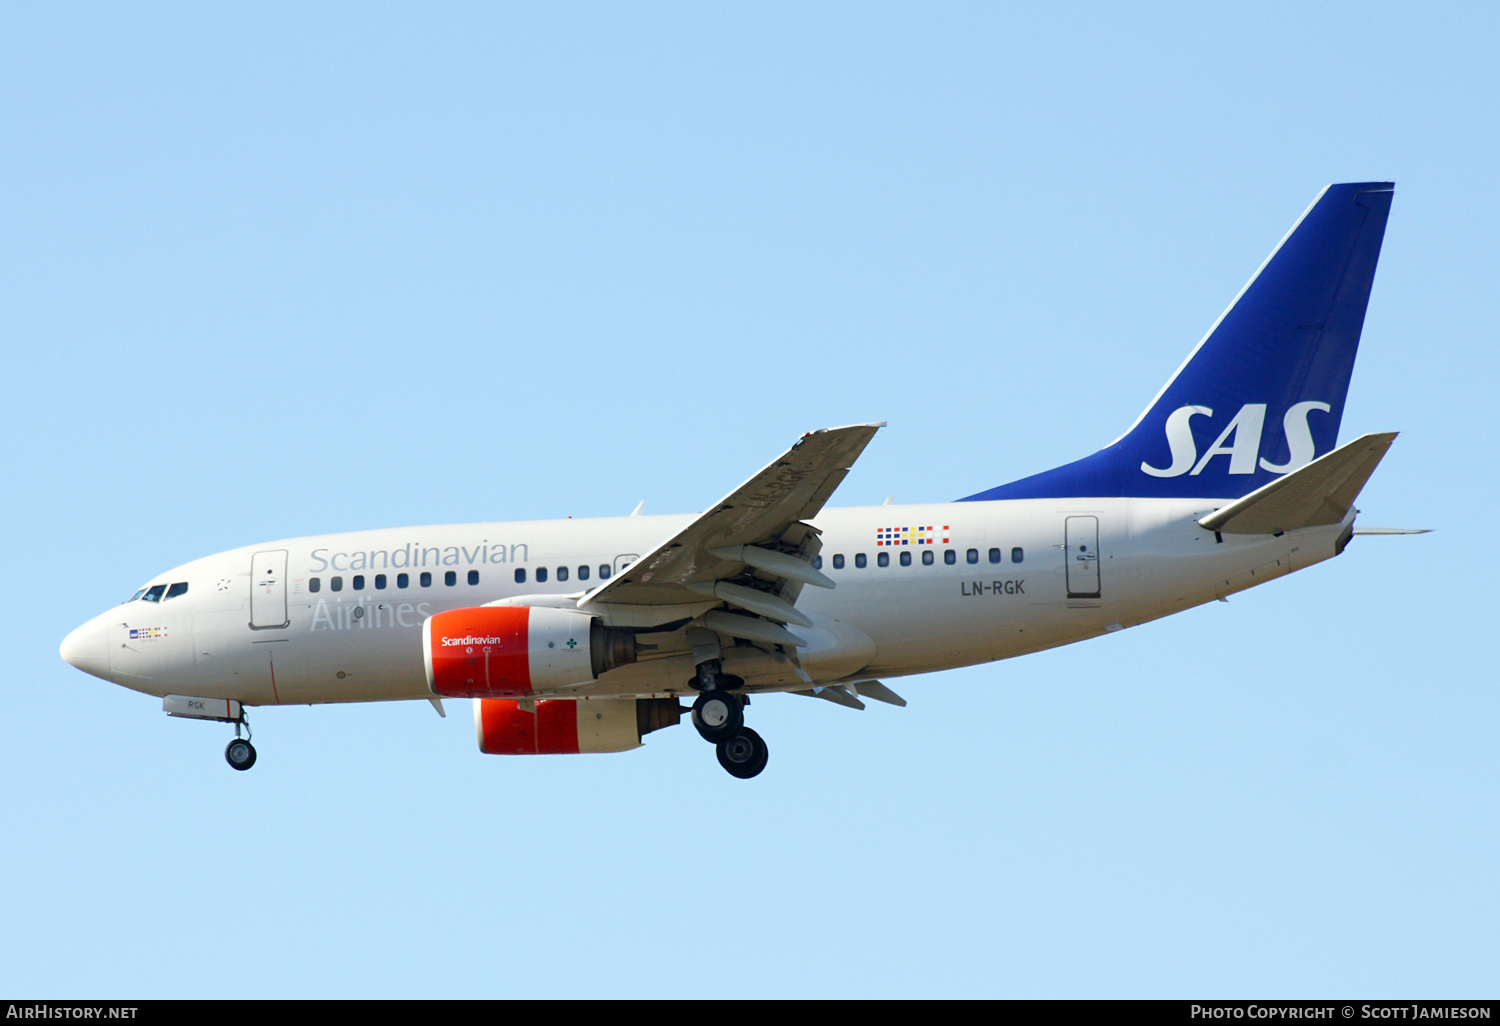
(808, 421, 886, 435)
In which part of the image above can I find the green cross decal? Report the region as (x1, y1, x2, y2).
(566, 638, 577, 649)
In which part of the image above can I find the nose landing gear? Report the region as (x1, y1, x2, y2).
(224, 712, 257, 771)
(690, 660, 768, 779)
(163, 695, 260, 771)
(225, 737, 257, 771)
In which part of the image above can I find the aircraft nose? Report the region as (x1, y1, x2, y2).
(60, 617, 111, 678)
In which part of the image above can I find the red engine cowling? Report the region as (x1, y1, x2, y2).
(423, 606, 636, 698)
(475, 697, 686, 755)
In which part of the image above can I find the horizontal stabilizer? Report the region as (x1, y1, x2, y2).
(1352, 527, 1431, 536)
(1199, 432, 1397, 535)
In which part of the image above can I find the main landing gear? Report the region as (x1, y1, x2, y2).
(690, 661, 769, 779)
(225, 714, 257, 771)
(716, 727, 769, 779)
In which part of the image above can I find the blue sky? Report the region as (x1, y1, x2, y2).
(2, 3, 1495, 997)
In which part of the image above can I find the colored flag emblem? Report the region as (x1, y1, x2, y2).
(875, 525, 951, 546)
(876, 528, 930, 546)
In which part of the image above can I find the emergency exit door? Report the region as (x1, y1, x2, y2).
(1065, 517, 1101, 599)
(250, 549, 290, 629)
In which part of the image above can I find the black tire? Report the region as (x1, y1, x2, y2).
(225, 738, 257, 771)
(691, 689, 743, 743)
(716, 727, 768, 779)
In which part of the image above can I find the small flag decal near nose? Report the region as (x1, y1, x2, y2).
(875, 526, 950, 546)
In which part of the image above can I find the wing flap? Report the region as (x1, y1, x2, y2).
(792, 685, 866, 711)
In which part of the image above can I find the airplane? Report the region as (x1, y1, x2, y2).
(60, 181, 1421, 779)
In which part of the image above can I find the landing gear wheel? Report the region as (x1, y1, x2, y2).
(691, 689, 743, 742)
(225, 738, 257, 771)
(717, 727, 769, 779)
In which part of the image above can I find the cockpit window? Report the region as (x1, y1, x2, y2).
(164, 582, 189, 601)
(142, 584, 167, 602)
(128, 588, 148, 603)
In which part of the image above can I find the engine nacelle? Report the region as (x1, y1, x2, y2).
(475, 697, 685, 755)
(423, 605, 636, 699)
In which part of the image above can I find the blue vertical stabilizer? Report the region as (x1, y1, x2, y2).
(962, 183, 1394, 501)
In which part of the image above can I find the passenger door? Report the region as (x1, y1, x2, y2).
(1064, 517, 1101, 599)
(250, 550, 290, 629)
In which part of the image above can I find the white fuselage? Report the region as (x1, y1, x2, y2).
(62, 498, 1349, 708)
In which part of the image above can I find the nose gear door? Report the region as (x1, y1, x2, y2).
(1065, 516, 1101, 599)
(250, 549, 290, 629)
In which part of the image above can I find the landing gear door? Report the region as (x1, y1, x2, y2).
(1065, 516, 1101, 599)
(250, 549, 290, 629)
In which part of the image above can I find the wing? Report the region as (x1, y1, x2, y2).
(578, 423, 884, 617)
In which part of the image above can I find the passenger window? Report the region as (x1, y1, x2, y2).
(944, 550, 957, 565)
(855, 553, 867, 568)
(537, 567, 548, 583)
(445, 571, 457, 586)
(813, 556, 822, 570)
(331, 577, 343, 592)
(877, 552, 889, 567)
(832, 554, 845, 570)
(922, 551, 934, 566)
(375, 574, 386, 589)
(578, 565, 589, 581)
(1012, 547, 1024, 564)
(420, 572, 432, 587)
(900, 551, 911, 567)
(165, 582, 189, 600)
(514, 568, 526, 584)
(989, 547, 1002, 564)
(557, 566, 569, 582)
(599, 565, 610, 580)
(397, 573, 409, 589)
(143, 584, 166, 602)
(352, 575, 365, 590)
(309, 578, 321, 594)
(468, 570, 479, 585)
(966, 549, 978, 564)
